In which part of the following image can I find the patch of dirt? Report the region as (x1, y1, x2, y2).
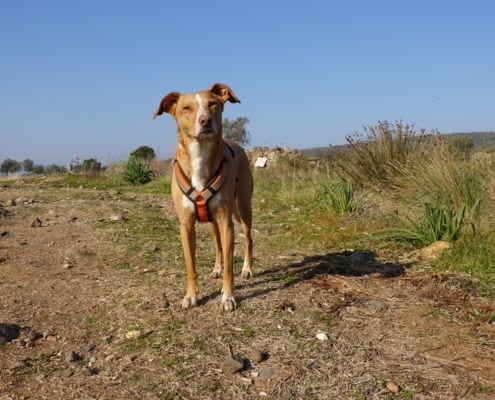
(0, 185, 494, 399)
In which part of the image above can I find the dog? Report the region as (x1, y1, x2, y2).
(153, 83, 253, 311)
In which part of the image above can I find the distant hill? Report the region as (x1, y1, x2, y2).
(300, 131, 495, 158)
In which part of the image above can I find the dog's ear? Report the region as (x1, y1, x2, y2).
(152, 92, 180, 119)
(208, 83, 241, 104)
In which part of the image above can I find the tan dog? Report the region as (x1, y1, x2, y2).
(153, 83, 253, 311)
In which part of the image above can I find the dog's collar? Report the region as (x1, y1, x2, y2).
(173, 143, 234, 222)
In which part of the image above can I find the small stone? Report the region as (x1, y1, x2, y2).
(162, 291, 170, 308)
(42, 330, 55, 339)
(248, 349, 265, 364)
(36, 373, 46, 382)
(125, 330, 142, 340)
(89, 356, 97, 364)
(12, 360, 26, 369)
(110, 214, 125, 221)
(45, 335, 57, 342)
(123, 354, 136, 364)
(145, 242, 158, 253)
(62, 260, 74, 269)
(85, 343, 96, 351)
(258, 366, 278, 380)
(27, 330, 42, 342)
(30, 218, 42, 227)
(102, 334, 113, 343)
(7, 199, 16, 206)
(386, 381, 400, 394)
(221, 356, 244, 374)
(0, 230, 8, 237)
(316, 332, 329, 341)
(68, 351, 83, 363)
(251, 371, 260, 378)
(105, 354, 115, 362)
(63, 369, 74, 378)
(419, 241, 452, 261)
(0, 323, 21, 342)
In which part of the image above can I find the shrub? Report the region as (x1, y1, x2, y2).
(336, 120, 440, 190)
(1, 159, 21, 174)
(223, 116, 250, 146)
(122, 156, 155, 185)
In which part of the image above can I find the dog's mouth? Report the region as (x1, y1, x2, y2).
(195, 130, 215, 138)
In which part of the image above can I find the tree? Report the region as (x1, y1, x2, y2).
(130, 146, 156, 160)
(22, 159, 34, 172)
(82, 158, 102, 175)
(45, 164, 67, 174)
(1, 159, 21, 174)
(32, 165, 45, 174)
(223, 117, 251, 146)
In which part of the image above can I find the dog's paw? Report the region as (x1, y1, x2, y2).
(181, 295, 198, 310)
(209, 270, 222, 279)
(240, 269, 252, 279)
(221, 294, 236, 312)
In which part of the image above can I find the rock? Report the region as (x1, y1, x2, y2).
(145, 242, 158, 253)
(102, 334, 113, 343)
(42, 330, 55, 339)
(68, 351, 83, 363)
(62, 260, 74, 269)
(419, 241, 452, 261)
(110, 214, 125, 221)
(0, 230, 8, 237)
(89, 356, 97, 364)
(105, 354, 115, 362)
(248, 348, 265, 364)
(386, 381, 400, 394)
(45, 335, 58, 342)
(221, 356, 244, 374)
(0, 323, 21, 342)
(6, 199, 16, 206)
(125, 330, 142, 340)
(30, 218, 42, 227)
(251, 371, 260, 378)
(27, 329, 42, 342)
(316, 332, 329, 341)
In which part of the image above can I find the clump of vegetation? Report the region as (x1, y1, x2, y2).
(122, 156, 156, 185)
(130, 145, 156, 160)
(374, 201, 474, 245)
(336, 120, 439, 190)
(223, 116, 250, 146)
(317, 178, 361, 215)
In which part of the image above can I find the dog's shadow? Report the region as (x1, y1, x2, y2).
(202, 250, 407, 305)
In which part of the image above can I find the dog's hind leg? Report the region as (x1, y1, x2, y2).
(208, 221, 223, 279)
(237, 197, 253, 279)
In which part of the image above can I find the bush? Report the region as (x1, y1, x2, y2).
(223, 117, 250, 146)
(1, 159, 21, 174)
(122, 156, 155, 185)
(81, 158, 102, 176)
(31, 165, 45, 174)
(45, 164, 67, 174)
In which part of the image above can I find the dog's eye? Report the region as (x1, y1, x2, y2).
(182, 105, 192, 112)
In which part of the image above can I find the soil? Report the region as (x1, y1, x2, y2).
(0, 183, 494, 399)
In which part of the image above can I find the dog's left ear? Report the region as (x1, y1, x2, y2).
(152, 92, 180, 119)
(208, 83, 241, 104)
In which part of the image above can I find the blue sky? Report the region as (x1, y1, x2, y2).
(1, 1, 494, 165)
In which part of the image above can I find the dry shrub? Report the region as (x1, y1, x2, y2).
(336, 120, 439, 190)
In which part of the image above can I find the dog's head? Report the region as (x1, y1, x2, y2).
(153, 83, 240, 140)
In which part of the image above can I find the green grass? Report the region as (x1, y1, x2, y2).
(437, 232, 495, 298)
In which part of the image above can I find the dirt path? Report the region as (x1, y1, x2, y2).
(1, 185, 494, 399)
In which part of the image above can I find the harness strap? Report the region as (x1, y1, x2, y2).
(173, 147, 231, 222)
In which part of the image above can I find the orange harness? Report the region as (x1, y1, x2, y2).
(173, 144, 234, 223)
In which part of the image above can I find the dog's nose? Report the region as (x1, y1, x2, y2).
(199, 115, 211, 128)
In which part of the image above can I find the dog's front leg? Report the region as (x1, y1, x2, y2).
(179, 218, 198, 309)
(218, 216, 236, 311)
